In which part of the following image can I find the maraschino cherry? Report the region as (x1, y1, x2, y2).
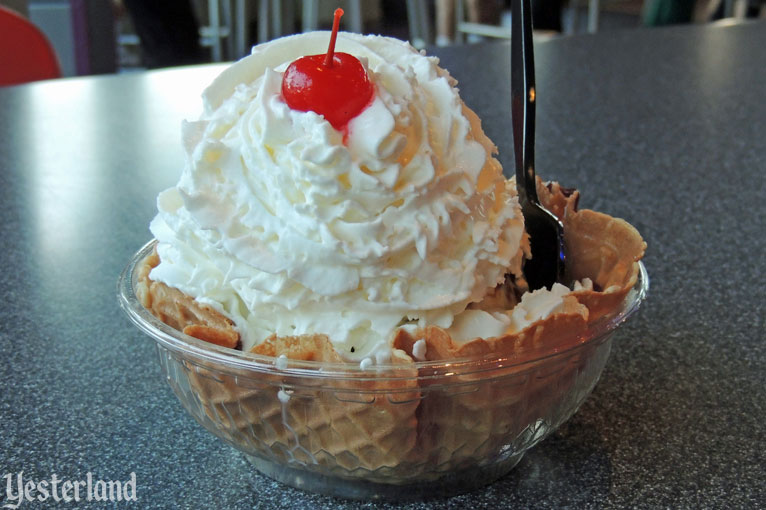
(281, 8, 374, 131)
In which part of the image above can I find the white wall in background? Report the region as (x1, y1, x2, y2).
(28, 2, 77, 76)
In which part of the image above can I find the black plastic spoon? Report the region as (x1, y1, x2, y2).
(511, 0, 566, 290)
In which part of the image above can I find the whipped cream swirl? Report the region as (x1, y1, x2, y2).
(150, 32, 526, 359)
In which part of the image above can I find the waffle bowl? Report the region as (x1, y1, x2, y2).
(118, 239, 647, 500)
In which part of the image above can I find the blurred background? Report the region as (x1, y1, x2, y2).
(1, 0, 765, 81)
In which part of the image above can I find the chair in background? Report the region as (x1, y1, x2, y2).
(201, 0, 364, 62)
(415, 0, 566, 47)
(0, 5, 62, 85)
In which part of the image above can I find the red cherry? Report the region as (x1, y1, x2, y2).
(281, 9, 374, 131)
(282, 53, 373, 130)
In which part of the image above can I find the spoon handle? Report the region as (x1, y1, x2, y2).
(511, 0, 538, 205)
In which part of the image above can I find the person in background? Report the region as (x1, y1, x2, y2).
(532, 0, 565, 31)
(642, 0, 696, 25)
(119, 0, 205, 68)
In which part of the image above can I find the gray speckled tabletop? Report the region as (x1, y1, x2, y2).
(1, 22, 765, 509)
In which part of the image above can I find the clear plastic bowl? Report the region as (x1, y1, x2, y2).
(118, 240, 648, 500)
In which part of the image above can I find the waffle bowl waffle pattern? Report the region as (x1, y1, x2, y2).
(118, 184, 647, 499)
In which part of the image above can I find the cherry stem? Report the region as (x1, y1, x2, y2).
(324, 8, 344, 68)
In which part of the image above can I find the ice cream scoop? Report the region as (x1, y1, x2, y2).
(148, 31, 527, 360)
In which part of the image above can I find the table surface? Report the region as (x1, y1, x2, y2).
(1, 21, 765, 509)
